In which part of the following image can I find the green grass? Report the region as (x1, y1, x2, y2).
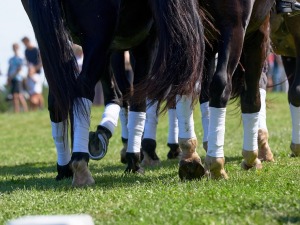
(0, 92, 299, 225)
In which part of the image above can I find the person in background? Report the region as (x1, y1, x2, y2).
(26, 64, 44, 110)
(21, 36, 42, 74)
(7, 43, 28, 113)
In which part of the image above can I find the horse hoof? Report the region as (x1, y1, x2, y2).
(290, 143, 300, 157)
(167, 143, 182, 159)
(204, 156, 228, 180)
(71, 159, 95, 187)
(258, 129, 274, 162)
(241, 150, 262, 170)
(88, 125, 111, 160)
(55, 162, 73, 181)
(124, 152, 144, 174)
(141, 151, 161, 167)
(179, 155, 205, 180)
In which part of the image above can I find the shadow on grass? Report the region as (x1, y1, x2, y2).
(277, 216, 300, 224)
(0, 159, 182, 193)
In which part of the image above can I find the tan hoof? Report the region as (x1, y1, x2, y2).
(71, 160, 95, 187)
(241, 150, 262, 170)
(258, 129, 274, 162)
(290, 143, 300, 157)
(178, 138, 205, 180)
(204, 155, 228, 180)
(140, 151, 161, 167)
(202, 141, 208, 152)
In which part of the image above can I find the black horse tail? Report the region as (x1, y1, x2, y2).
(27, 0, 79, 121)
(147, 0, 205, 111)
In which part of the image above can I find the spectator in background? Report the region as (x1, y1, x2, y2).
(26, 64, 44, 111)
(21, 36, 42, 74)
(7, 43, 28, 113)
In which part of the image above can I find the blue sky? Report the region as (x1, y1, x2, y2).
(0, 1, 36, 86)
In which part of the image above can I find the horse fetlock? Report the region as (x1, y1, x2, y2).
(290, 143, 300, 157)
(71, 159, 95, 187)
(202, 141, 208, 152)
(124, 152, 144, 174)
(179, 137, 198, 158)
(167, 143, 182, 159)
(258, 129, 274, 162)
(241, 150, 262, 170)
(204, 156, 228, 180)
(120, 140, 128, 164)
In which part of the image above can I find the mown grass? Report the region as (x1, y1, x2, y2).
(0, 92, 299, 225)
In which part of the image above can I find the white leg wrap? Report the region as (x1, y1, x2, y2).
(73, 98, 92, 153)
(119, 107, 129, 139)
(176, 95, 196, 139)
(290, 104, 300, 144)
(258, 88, 267, 130)
(168, 108, 178, 144)
(207, 107, 226, 158)
(127, 111, 146, 153)
(200, 102, 209, 143)
(100, 103, 120, 134)
(143, 100, 158, 140)
(51, 121, 71, 166)
(242, 112, 259, 151)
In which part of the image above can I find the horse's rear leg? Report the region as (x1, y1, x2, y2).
(177, 95, 205, 181)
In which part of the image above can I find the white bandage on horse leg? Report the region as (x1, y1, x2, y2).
(127, 111, 146, 153)
(200, 102, 209, 143)
(258, 88, 267, 130)
(290, 103, 300, 144)
(143, 99, 158, 140)
(100, 103, 121, 134)
(51, 121, 71, 166)
(242, 112, 259, 151)
(176, 95, 196, 139)
(207, 107, 226, 157)
(168, 108, 179, 144)
(119, 106, 129, 139)
(73, 98, 92, 153)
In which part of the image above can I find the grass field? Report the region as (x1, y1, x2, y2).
(0, 92, 299, 225)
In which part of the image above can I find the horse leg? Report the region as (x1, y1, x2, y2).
(240, 19, 270, 170)
(48, 93, 73, 181)
(125, 35, 156, 173)
(177, 95, 205, 180)
(166, 105, 181, 159)
(257, 68, 274, 162)
(141, 99, 161, 167)
(65, 0, 122, 186)
(200, 46, 217, 152)
(283, 55, 300, 156)
(111, 51, 133, 164)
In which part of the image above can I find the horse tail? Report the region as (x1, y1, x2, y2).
(147, 0, 205, 111)
(27, 0, 78, 121)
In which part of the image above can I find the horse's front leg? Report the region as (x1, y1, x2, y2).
(124, 35, 157, 173)
(282, 56, 300, 157)
(239, 18, 270, 171)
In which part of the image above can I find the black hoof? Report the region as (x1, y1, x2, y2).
(178, 158, 205, 181)
(55, 161, 73, 181)
(88, 125, 111, 160)
(141, 138, 160, 160)
(124, 152, 144, 174)
(167, 143, 182, 159)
